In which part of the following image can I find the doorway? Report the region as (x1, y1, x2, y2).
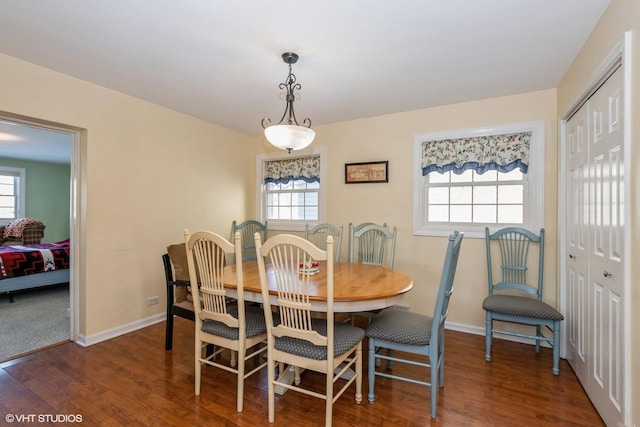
(0, 112, 83, 357)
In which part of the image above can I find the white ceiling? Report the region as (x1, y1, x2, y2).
(0, 0, 610, 162)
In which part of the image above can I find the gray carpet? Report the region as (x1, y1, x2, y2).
(0, 285, 70, 362)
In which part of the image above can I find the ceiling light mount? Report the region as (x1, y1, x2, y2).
(261, 52, 315, 153)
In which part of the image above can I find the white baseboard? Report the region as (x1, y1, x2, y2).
(71, 315, 549, 350)
(445, 321, 552, 348)
(74, 313, 165, 347)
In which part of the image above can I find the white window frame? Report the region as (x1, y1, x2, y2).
(0, 166, 26, 225)
(256, 146, 326, 232)
(413, 121, 544, 238)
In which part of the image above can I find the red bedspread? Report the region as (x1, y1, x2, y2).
(0, 239, 70, 279)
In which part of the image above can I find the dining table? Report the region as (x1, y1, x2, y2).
(222, 260, 414, 312)
(222, 260, 413, 394)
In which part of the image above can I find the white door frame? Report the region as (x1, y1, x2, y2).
(557, 33, 631, 425)
(0, 112, 85, 343)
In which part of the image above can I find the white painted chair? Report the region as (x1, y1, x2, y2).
(184, 229, 268, 412)
(255, 233, 364, 427)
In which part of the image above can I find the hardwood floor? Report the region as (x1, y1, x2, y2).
(0, 317, 604, 426)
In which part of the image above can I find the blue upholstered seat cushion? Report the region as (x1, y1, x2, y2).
(275, 318, 364, 360)
(201, 304, 268, 339)
(482, 295, 564, 321)
(365, 307, 433, 346)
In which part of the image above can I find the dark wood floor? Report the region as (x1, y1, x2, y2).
(0, 317, 604, 426)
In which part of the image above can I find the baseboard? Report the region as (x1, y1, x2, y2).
(75, 313, 165, 347)
(73, 315, 550, 350)
(445, 321, 552, 348)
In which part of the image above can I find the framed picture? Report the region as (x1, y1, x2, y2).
(345, 161, 389, 184)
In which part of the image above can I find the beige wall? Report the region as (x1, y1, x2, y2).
(0, 53, 253, 336)
(557, 0, 639, 424)
(253, 89, 558, 330)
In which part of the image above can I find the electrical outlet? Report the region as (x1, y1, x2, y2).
(147, 296, 159, 306)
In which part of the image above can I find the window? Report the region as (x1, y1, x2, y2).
(257, 147, 326, 231)
(413, 121, 544, 238)
(0, 166, 26, 225)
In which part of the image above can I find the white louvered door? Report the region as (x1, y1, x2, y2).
(565, 66, 625, 427)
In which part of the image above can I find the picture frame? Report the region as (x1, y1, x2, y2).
(345, 161, 389, 184)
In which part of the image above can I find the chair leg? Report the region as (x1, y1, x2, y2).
(325, 360, 334, 427)
(195, 341, 202, 395)
(367, 339, 376, 403)
(355, 342, 363, 404)
(535, 325, 542, 353)
(438, 339, 445, 387)
(552, 321, 561, 375)
(294, 366, 302, 385)
(236, 347, 245, 412)
(429, 346, 438, 418)
(268, 355, 276, 423)
(485, 312, 492, 362)
(165, 312, 174, 350)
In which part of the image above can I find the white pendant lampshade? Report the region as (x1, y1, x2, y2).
(264, 124, 315, 153)
(262, 52, 315, 153)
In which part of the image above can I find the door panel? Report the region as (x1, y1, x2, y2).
(565, 66, 624, 427)
(566, 101, 589, 382)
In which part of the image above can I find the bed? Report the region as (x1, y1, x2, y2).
(0, 239, 70, 301)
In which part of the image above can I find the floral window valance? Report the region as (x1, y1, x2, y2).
(264, 155, 320, 184)
(421, 132, 531, 176)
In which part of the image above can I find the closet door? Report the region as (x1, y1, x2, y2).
(566, 102, 589, 383)
(565, 66, 624, 427)
(587, 66, 624, 426)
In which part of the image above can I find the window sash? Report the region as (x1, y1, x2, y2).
(0, 167, 25, 223)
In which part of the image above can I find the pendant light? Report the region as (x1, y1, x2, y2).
(261, 52, 315, 153)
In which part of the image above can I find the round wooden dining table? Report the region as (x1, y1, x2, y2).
(222, 261, 414, 312)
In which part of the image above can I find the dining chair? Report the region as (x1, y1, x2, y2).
(231, 220, 267, 262)
(255, 232, 364, 427)
(483, 227, 563, 375)
(304, 223, 344, 261)
(348, 222, 397, 268)
(162, 244, 194, 350)
(347, 222, 397, 324)
(366, 230, 463, 419)
(184, 229, 268, 412)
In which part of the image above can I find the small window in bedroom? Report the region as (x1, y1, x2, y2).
(0, 166, 25, 224)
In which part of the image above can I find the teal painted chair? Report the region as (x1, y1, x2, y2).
(348, 222, 397, 269)
(366, 230, 463, 419)
(348, 222, 397, 325)
(304, 223, 344, 261)
(231, 220, 267, 262)
(483, 227, 564, 375)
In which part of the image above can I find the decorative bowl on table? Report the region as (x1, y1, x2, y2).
(298, 261, 320, 275)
